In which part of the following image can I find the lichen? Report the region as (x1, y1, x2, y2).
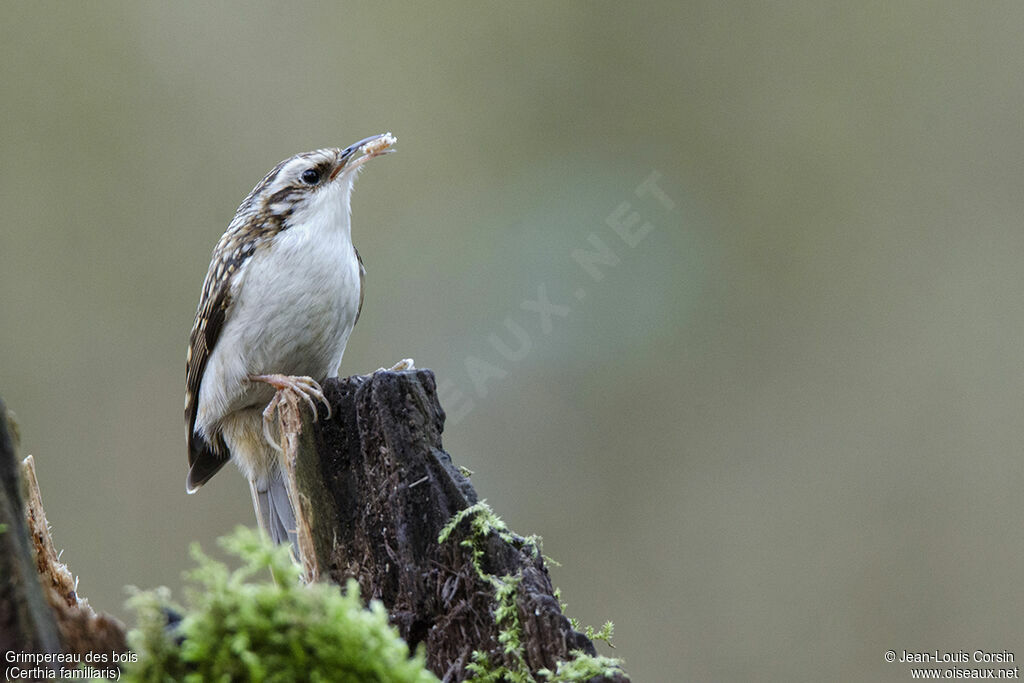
(122, 526, 437, 683)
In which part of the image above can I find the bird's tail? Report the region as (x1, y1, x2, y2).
(250, 472, 297, 547)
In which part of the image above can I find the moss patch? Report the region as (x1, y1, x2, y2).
(439, 502, 626, 682)
(123, 527, 437, 683)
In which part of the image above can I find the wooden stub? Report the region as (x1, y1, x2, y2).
(276, 390, 321, 583)
(0, 400, 62, 664)
(289, 370, 627, 682)
(0, 400, 126, 668)
(20, 456, 127, 657)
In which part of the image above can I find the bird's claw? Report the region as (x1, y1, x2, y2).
(249, 374, 332, 452)
(261, 396, 284, 453)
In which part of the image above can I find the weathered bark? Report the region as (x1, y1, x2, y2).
(0, 400, 62, 668)
(20, 456, 128, 657)
(282, 370, 627, 682)
(0, 399, 127, 669)
(1, 371, 626, 682)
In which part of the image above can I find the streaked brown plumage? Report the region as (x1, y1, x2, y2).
(185, 134, 392, 544)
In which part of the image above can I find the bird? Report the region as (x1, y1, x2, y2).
(184, 133, 396, 546)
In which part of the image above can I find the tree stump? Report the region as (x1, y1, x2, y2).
(281, 370, 627, 682)
(0, 370, 628, 682)
(0, 399, 63, 667)
(0, 400, 127, 674)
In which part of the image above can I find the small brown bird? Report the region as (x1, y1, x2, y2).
(184, 133, 396, 545)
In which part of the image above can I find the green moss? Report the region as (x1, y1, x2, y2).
(493, 575, 523, 658)
(439, 501, 540, 583)
(585, 621, 615, 646)
(538, 653, 627, 682)
(439, 503, 627, 682)
(122, 526, 437, 683)
(465, 649, 531, 683)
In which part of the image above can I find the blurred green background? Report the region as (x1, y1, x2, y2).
(3, 3, 1023, 681)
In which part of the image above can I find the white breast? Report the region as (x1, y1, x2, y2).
(196, 185, 362, 434)
(234, 224, 361, 376)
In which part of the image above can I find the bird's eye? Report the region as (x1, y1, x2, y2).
(301, 169, 320, 185)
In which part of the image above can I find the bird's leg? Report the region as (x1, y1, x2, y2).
(375, 358, 415, 373)
(249, 480, 270, 535)
(248, 374, 332, 451)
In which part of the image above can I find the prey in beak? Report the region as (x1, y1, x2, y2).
(330, 132, 397, 181)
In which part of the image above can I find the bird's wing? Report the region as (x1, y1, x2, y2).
(354, 246, 366, 326)
(184, 243, 248, 492)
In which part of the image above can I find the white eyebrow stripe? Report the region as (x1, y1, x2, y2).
(264, 151, 333, 193)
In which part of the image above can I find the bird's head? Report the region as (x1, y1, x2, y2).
(238, 133, 397, 229)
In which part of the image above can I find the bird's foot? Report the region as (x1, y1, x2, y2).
(375, 358, 415, 373)
(249, 374, 332, 452)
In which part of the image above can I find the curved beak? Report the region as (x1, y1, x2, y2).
(330, 132, 397, 181)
